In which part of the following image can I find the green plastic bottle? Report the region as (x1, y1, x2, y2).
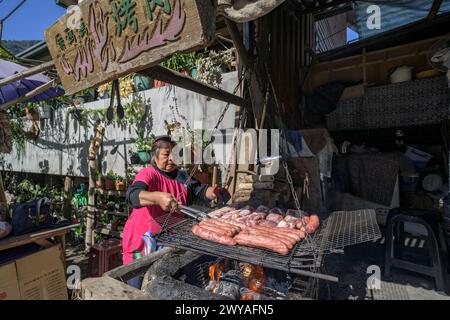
(133, 250, 143, 261)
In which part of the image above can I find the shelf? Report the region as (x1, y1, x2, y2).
(95, 227, 123, 238)
(95, 209, 129, 218)
(94, 188, 126, 197)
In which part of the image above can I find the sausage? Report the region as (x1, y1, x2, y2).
(275, 226, 306, 238)
(295, 216, 310, 230)
(252, 225, 303, 242)
(198, 222, 236, 237)
(243, 228, 295, 248)
(222, 219, 247, 230)
(191, 225, 237, 246)
(305, 215, 320, 234)
(234, 233, 289, 255)
(204, 219, 242, 233)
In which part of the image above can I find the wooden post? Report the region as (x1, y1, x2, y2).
(212, 166, 218, 187)
(62, 176, 73, 220)
(85, 159, 97, 251)
(224, 19, 252, 70)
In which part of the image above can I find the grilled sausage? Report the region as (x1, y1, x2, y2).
(200, 220, 239, 235)
(197, 222, 236, 237)
(234, 233, 289, 255)
(305, 215, 320, 234)
(191, 225, 237, 246)
(243, 228, 295, 249)
(204, 219, 242, 233)
(251, 225, 303, 242)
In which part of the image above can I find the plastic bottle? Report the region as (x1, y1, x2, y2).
(133, 249, 143, 261)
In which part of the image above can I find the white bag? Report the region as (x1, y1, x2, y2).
(0, 221, 12, 239)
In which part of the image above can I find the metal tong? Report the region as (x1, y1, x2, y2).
(178, 205, 209, 221)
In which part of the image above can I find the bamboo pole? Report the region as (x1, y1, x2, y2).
(85, 158, 97, 251)
(0, 79, 57, 111)
(0, 61, 55, 88)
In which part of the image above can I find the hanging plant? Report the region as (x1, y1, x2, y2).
(161, 52, 198, 73)
(9, 120, 26, 160)
(124, 94, 146, 125)
(195, 48, 236, 88)
(97, 75, 135, 99)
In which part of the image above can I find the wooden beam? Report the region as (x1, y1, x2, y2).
(0, 61, 55, 88)
(428, 0, 443, 21)
(0, 80, 57, 111)
(139, 66, 246, 107)
(224, 19, 252, 69)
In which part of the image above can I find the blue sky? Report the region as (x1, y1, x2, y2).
(0, 0, 66, 40)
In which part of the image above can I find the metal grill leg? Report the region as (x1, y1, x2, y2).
(384, 218, 396, 278)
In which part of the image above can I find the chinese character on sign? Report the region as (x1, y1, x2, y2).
(145, 0, 172, 21)
(65, 29, 77, 45)
(56, 34, 66, 51)
(111, 0, 139, 36)
(78, 21, 88, 38)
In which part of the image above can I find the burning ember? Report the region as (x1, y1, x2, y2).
(205, 259, 287, 300)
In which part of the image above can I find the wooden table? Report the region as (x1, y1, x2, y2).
(0, 224, 79, 266)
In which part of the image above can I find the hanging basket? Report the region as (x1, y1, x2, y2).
(138, 151, 152, 164)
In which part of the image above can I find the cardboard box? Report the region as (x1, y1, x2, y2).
(16, 245, 68, 300)
(0, 262, 21, 300)
(0, 245, 68, 300)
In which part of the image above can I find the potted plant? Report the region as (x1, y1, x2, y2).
(95, 172, 104, 188)
(105, 170, 117, 190)
(115, 175, 126, 191)
(134, 129, 155, 164)
(133, 74, 153, 91)
(129, 149, 140, 165)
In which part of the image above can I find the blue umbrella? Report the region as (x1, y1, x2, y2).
(0, 59, 64, 105)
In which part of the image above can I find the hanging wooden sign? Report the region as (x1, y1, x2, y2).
(45, 0, 216, 95)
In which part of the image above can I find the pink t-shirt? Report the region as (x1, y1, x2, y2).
(122, 166, 188, 264)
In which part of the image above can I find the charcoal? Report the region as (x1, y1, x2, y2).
(214, 281, 241, 299)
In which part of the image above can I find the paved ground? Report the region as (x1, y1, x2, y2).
(319, 230, 450, 300)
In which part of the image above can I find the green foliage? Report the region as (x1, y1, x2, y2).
(161, 52, 200, 73)
(106, 170, 117, 180)
(133, 128, 155, 152)
(124, 94, 146, 125)
(9, 120, 27, 160)
(15, 179, 63, 203)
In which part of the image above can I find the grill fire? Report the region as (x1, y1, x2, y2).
(141, 250, 316, 300)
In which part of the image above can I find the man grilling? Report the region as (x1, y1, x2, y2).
(123, 135, 230, 288)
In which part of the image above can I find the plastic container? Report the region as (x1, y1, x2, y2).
(405, 146, 432, 170)
(400, 172, 420, 192)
